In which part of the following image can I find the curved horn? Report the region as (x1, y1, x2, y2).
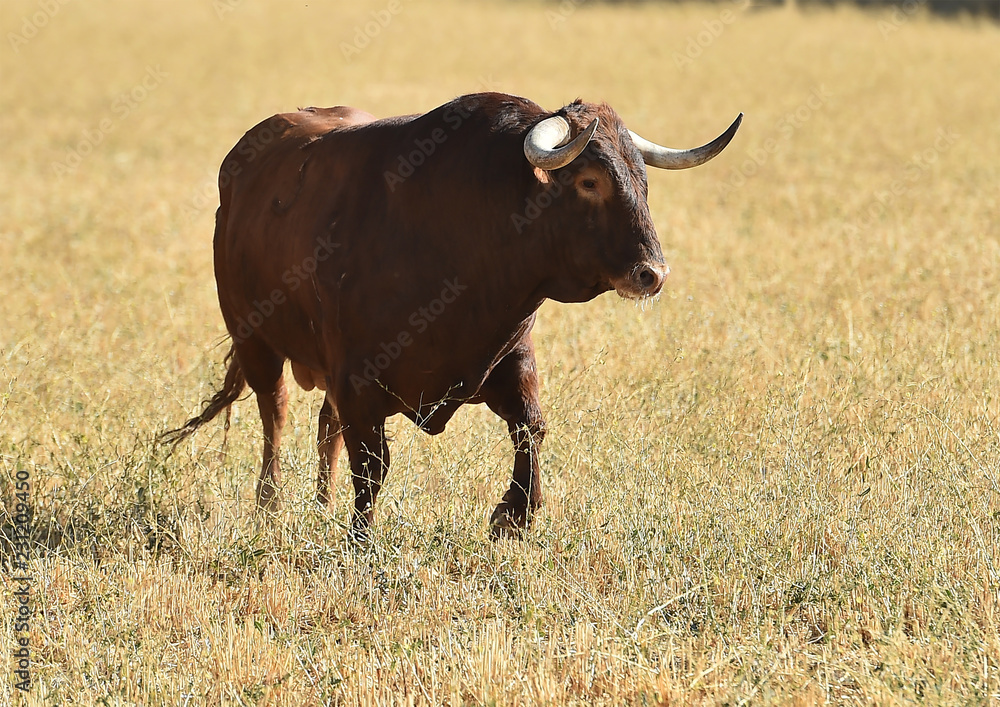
(524, 116, 599, 170)
(629, 113, 743, 170)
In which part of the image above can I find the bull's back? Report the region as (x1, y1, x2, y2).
(221, 106, 376, 193)
(213, 106, 377, 366)
(280, 105, 377, 135)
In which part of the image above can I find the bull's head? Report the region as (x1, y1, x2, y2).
(522, 102, 742, 303)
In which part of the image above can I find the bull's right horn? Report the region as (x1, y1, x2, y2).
(524, 116, 599, 170)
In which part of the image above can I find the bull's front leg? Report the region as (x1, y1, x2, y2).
(480, 338, 546, 538)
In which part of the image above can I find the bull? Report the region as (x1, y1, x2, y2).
(163, 92, 742, 538)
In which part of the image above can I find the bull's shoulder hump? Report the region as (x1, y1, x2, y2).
(236, 106, 378, 148)
(292, 105, 378, 131)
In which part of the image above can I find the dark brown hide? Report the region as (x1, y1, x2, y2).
(165, 93, 729, 537)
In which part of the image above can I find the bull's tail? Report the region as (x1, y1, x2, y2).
(159, 343, 247, 447)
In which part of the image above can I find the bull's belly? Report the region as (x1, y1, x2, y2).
(287, 354, 492, 434)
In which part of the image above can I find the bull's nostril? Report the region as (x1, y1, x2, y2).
(638, 268, 657, 290)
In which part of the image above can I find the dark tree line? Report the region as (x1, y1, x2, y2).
(593, 0, 999, 19)
(780, 0, 997, 18)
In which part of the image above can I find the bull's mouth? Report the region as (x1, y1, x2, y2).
(612, 280, 651, 301)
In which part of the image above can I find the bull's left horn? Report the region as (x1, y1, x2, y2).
(524, 115, 599, 170)
(629, 113, 743, 170)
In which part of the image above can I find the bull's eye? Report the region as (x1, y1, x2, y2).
(581, 178, 598, 190)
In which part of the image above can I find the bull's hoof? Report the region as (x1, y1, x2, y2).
(347, 525, 371, 546)
(348, 510, 374, 545)
(489, 503, 530, 540)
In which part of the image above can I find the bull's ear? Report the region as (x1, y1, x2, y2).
(532, 167, 555, 185)
(629, 113, 743, 170)
(524, 116, 599, 170)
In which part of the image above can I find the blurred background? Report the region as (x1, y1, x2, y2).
(1, 1, 999, 704)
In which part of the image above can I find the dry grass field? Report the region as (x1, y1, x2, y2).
(2, 0, 999, 704)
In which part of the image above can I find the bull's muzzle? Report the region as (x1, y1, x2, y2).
(613, 262, 670, 300)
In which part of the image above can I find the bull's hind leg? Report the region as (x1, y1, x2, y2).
(235, 337, 288, 512)
(317, 395, 344, 508)
(480, 339, 546, 538)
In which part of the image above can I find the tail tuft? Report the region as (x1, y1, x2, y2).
(159, 344, 247, 448)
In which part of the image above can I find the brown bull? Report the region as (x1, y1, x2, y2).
(163, 92, 741, 537)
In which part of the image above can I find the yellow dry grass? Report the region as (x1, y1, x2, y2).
(2, 0, 999, 704)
